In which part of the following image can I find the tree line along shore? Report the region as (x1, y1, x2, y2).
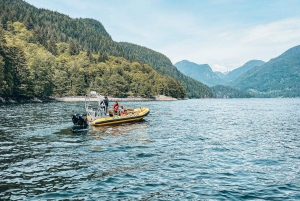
(0, 95, 180, 104)
(0, 22, 188, 102)
(54, 95, 179, 102)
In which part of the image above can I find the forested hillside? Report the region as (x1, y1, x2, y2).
(0, 0, 123, 57)
(229, 45, 300, 97)
(0, 22, 186, 99)
(222, 60, 265, 83)
(211, 85, 253, 98)
(0, 0, 214, 99)
(119, 42, 214, 98)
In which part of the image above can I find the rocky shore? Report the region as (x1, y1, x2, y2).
(0, 95, 180, 104)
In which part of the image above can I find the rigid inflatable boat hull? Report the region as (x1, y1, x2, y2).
(91, 107, 150, 127)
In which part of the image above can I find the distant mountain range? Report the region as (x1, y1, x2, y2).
(174, 60, 224, 86)
(175, 45, 300, 98)
(214, 71, 228, 79)
(174, 60, 265, 87)
(222, 60, 266, 83)
(229, 45, 300, 97)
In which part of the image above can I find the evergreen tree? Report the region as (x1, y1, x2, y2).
(47, 37, 57, 55)
(0, 25, 8, 96)
(68, 38, 79, 55)
(0, 55, 4, 95)
(23, 14, 34, 30)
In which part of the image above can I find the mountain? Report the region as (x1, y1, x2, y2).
(174, 60, 224, 86)
(174, 60, 265, 87)
(229, 45, 300, 97)
(119, 43, 214, 98)
(0, 0, 125, 57)
(0, 22, 188, 99)
(211, 85, 253, 98)
(214, 71, 227, 79)
(0, 0, 214, 98)
(223, 60, 265, 82)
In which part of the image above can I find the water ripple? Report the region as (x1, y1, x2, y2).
(1, 99, 300, 200)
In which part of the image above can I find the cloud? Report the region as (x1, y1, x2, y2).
(160, 17, 300, 72)
(242, 18, 300, 44)
(25, 0, 300, 72)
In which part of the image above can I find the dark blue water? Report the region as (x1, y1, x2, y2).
(1, 99, 300, 200)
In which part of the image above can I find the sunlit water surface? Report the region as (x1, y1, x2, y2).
(0, 99, 300, 200)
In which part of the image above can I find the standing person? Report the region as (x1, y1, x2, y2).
(100, 96, 109, 115)
(104, 96, 109, 115)
(113, 101, 120, 115)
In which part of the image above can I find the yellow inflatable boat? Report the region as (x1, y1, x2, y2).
(91, 107, 150, 126)
(71, 92, 150, 127)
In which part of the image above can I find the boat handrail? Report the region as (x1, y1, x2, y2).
(84, 91, 106, 123)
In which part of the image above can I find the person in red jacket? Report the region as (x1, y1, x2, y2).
(113, 101, 120, 115)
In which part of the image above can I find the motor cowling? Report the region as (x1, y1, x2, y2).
(72, 114, 88, 127)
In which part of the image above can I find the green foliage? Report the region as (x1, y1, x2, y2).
(46, 37, 57, 55)
(68, 38, 79, 56)
(0, 22, 186, 99)
(0, 54, 4, 94)
(229, 45, 300, 97)
(119, 42, 214, 98)
(0, 0, 215, 98)
(222, 60, 265, 83)
(28, 52, 55, 96)
(0, 26, 6, 95)
(0, 24, 31, 97)
(0, 0, 124, 56)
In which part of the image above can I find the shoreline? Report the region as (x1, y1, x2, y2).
(53, 95, 179, 102)
(0, 95, 181, 104)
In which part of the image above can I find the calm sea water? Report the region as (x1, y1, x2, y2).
(0, 99, 300, 200)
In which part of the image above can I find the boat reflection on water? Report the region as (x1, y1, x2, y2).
(71, 125, 89, 134)
(55, 119, 149, 137)
(54, 126, 88, 135)
(89, 119, 149, 137)
(89, 119, 153, 148)
(54, 113, 149, 138)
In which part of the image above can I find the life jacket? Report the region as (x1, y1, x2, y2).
(120, 110, 127, 115)
(113, 103, 120, 111)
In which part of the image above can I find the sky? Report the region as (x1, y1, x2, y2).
(25, 0, 300, 72)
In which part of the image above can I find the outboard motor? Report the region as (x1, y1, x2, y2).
(72, 114, 88, 127)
